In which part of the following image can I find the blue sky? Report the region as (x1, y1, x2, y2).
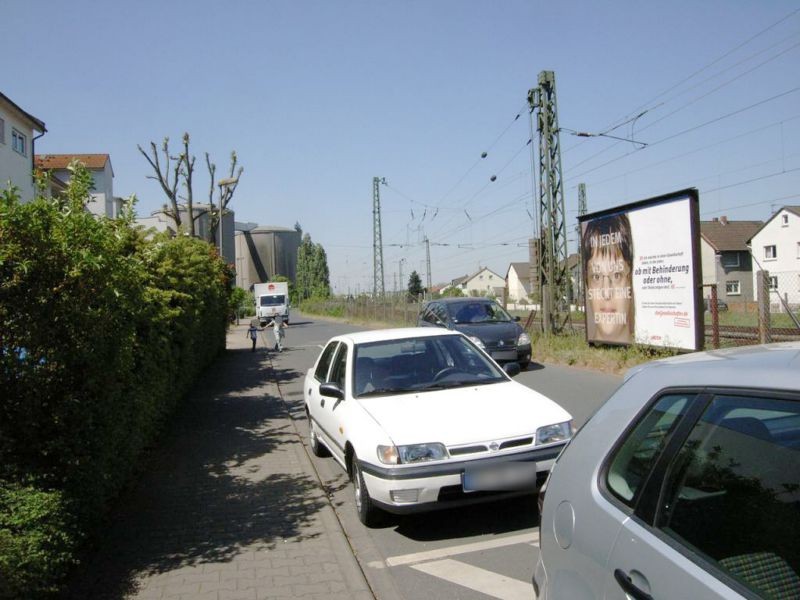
(3, 1, 799, 294)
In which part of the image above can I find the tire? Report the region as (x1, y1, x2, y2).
(308, 416, 329, 457)
(351, 455, 383, 527)
(519, 360, 530, 371)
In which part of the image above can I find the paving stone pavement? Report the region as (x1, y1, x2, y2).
(66, 323, 374, 600)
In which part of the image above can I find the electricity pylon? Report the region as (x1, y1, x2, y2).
(373, 177, 386, 298)
(528, 71, 570, 334)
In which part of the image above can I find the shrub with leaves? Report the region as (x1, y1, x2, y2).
(0, 163, 230, 597)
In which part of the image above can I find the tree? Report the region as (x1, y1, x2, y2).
(138, 133, 242, 243)
(295, 233, 331, 301)
(440, 286, 464, 298)
(407, 270, 423, 301)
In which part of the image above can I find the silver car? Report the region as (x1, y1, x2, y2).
(534, 343, 800, 600)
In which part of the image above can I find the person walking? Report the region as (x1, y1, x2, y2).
(271, 314, 287, 352)
(246, 321, 262, 352)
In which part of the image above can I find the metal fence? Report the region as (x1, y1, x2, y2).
(701, 269, 800, 348)
(308, 270, 800, 351)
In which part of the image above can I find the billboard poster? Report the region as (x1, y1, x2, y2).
(579, 189, 701, 351)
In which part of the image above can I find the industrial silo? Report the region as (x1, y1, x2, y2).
(234, 225, 301, 290)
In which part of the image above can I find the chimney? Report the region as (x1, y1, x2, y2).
(720, 216, 728, 225)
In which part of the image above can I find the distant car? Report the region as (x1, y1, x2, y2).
(418, 297, 532, 369)
(703, 297, 729, 312)
(533, 342, 800, 600)
(304, 328, 572, 526)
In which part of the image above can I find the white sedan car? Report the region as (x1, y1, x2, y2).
(304, 327, 573, 526)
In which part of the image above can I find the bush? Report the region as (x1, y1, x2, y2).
(0, 166, 231, 597)
(0, 483, 77, 598)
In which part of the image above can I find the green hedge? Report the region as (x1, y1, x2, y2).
(0, 166, 231, 597)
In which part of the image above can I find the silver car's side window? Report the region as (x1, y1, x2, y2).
(606, 394, 691, 505)
(314, 342, 339, 382)
(656, 394, 800, 598)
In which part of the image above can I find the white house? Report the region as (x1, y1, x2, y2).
(700, 217, 762, 305)
(506, 262, 533, 303)
(35, 153, 123, 218)
(0, 92, 46, 202)
(445, 267, 504, 297)
(748, 206, 800, 309)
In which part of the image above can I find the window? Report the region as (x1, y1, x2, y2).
(605, 394, 692, 505)
(11, 129, 26, 156)
(314, 342, 339, 382)
(0, 117, 5, 144)
(782, 214, 789, 227)
(725, 280, 740, 295)
(765, 245, 777, 260)
(656, 394, 800, 599)
(720, 253, 739, 268)
(769, 276, 778, 291)
(329, 344, 348, 389)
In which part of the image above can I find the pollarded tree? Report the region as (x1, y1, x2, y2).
(138, 133, 242, 243)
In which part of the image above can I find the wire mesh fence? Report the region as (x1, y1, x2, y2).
(305, 270, 800, 352)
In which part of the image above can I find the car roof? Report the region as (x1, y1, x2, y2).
(624, 342, 800, 392)
(331, 327, 462, 345)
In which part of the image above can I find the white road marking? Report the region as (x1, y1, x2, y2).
(379, 531, 539, 568)
(412, 559, 532, 600)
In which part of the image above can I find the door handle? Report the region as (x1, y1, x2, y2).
(613, 569, 653, 600)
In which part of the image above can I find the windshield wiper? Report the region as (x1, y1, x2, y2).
(358, 387, 410, 397)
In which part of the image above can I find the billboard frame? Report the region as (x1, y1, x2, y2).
(578, 187, 702, 352)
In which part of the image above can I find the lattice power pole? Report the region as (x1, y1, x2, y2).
(372, 177, 386, 298)
(424, 236, 432, 295)
(528, 70, 570, 334)
(576, 183, 587, 304)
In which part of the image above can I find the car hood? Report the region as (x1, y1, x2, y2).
(453, 321, 522, 344)
(358, 380, 571, 446)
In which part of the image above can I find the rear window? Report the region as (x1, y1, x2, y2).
(657, 394, 800, 598)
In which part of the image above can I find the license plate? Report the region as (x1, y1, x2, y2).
(491, 350, 517, 361)
(462, 462, 538, 492)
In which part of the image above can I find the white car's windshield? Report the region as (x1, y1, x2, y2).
(353, 335, 506, 397)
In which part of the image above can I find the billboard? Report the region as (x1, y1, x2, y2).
(578, 189, 702, 351)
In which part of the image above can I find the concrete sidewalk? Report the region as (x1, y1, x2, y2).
(67, 323, 374, 600)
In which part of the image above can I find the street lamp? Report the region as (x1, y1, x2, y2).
(217, 177, 238, 262)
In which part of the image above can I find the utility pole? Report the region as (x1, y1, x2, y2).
(576, 183, 587, 306)
(373, 177, 386, 298)
(528, 70, 570, 334)
(424, 236, 432, 297)
(399, 258, 406, 295)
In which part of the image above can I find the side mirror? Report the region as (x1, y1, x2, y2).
(513, 316, 521, 322)
(503, 362, 522, 377)
(319, 382, 345, 400)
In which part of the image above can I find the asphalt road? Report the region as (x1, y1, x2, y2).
(274, 313, 622, 600)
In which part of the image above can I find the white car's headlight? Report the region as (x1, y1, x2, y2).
(536, 421, 572, 445)
(468, 336, 485, 350)
(377, 443, 448, 464)
(517, 332, 531, 346)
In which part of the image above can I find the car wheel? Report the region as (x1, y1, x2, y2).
(308, 417, 329, 457)
(519, 360, 530, 371)
(351, 455, 383, 527)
